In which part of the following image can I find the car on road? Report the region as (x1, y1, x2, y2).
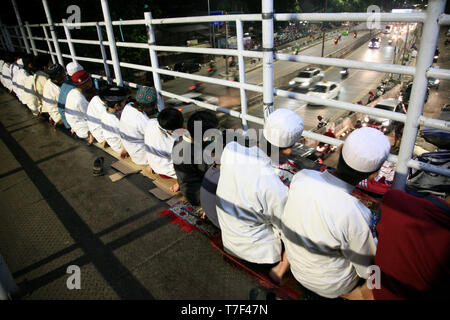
(173, 61, 202, 74)
(363, 98, 406, 134)
(428, 77, 440, 90)
(306, 81, 341, 105)
(159, 66, 175, 82)
(288, 67, 324, 89)
(165, 92, 219, 116)
(368, 37, 381, 49)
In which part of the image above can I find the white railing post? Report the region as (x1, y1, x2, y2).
(42, 0, 64, 65)
(100, 0, 123, 86)
(14, 27, 25, 52)
(0, 32, 5, 51)
(144, 12, 164, 111)
(62, 19, 77, 63)
(0, 19, 14, 52)
(236, 19, 248, 132)
(262, 0, 274, 119)
(42, 25, 56, 63)
(25, 22, 38, 56)
(392, 0, 447, 190)
(95, 23, 112, 84)
(11, 0, 31, 54)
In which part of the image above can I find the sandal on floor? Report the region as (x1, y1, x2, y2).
(93, 157, 104, 176)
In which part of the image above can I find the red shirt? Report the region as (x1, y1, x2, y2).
(374, 189, 450, 300)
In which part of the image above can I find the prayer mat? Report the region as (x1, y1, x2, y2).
(157, 200, 220, 237)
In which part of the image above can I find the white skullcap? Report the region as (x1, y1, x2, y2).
(17, 58, 24, 68)
(342, 127, 391, 173)
(263, 108, 304, 148)
(66, 62, 84, 76)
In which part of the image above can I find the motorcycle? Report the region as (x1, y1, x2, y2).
(340, 68, 349, 79)
(334, 39, 339, 45)
(315, 143, 337, 163)
(388, 39, 393, 45)
(317, 115, 328, 130)
(353, 32, 357, 38)
(189, 81, 205, 92)
(207, 65, 216, 76)
(367, 91, 378, 103)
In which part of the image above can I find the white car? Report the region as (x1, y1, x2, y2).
(306, 81, 341, 105)
(288, 67, 324, 89)
(368, 37, 381, 49)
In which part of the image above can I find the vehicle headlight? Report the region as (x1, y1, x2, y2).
(434, 79, 440, 84)
(289, 80, 295, 85)
(382, 120, 390, 127)
(301, 81, 310, 87)
(364, 116, 369, 122)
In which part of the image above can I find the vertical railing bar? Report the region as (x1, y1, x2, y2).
(261, 0, 274, 120)
(0, 18, 15, 52)
(42, 25, 56, 63)
(144, 12, 164, 111)
(392, 0, 446, 190)
(62, 19, 77, 63)
(95, 23, 112, 84)
(11, 0, 31, 54)
(14, 27, 25, 52)
(236, 19, 248, 132)
(42, 0, 64, 65)
(25, 22, 38, 56)
(100, 0, 123, 86)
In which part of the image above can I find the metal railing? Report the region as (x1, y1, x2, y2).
(0, 0, 449, 190)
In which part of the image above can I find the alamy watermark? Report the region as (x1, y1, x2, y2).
(366, 5, 381, 30)
(67, 5, 81, 30)
(66, 265, 81, 290)
(367, 265, 381, 289)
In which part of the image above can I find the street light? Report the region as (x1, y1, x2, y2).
(321, 0, 327, 57)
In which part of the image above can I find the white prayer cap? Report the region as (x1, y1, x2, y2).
(263, 108, 304, 148)
(17, 58, 24, 67)
(342, 127, 391, 173)
(66, 62, 84, 76)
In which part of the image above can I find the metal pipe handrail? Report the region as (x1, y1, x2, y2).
(275, 12, 427, 23)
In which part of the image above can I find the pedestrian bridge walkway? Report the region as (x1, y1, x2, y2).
(0, 87, 264, 299)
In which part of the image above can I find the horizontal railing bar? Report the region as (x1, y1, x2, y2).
(418, 116, 450, 131)
(54, 21, 103, 27)
(274, 88, 407, 122)
(427, 67, 450, 80)
(152, 45, 264, 58)
(160, 90, 265, 125)
(112, 19, 146, 26)
(116, 41, 148, 49)
(439, 14, 450, 25)
(408, 159, 450, 177)
(275, 12, 427, 22)
(276, 53, 417, 76)
(61, 54, 105, 64)
(150, 14, 262, 24)
(69, 38, 102, 45)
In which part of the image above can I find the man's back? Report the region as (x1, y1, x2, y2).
(216, 141, 288, 264)
(144, 118, 176, 178)
(282, 169, 376, 298)
(119, 103, 149, 165)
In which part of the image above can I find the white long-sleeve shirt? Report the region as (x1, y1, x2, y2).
(282, 169, 377, 298)
(42, 79, 61, 123)
(101, 111, 122, 153)
(65, 89, 90, 139)
(87, 95, 107, 143)
(2, 63, 12, 91)
(216, 141, 289, 264)
(144, 118, 177, 178)
(119, 103, 150, 165)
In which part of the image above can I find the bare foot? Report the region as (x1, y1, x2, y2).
(70, 128, 75, 135)
(269, 253, 290, 285)
(170, 183, 180, 193)
(87, 133, 94, 145)
(144, 165, 155, 176)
